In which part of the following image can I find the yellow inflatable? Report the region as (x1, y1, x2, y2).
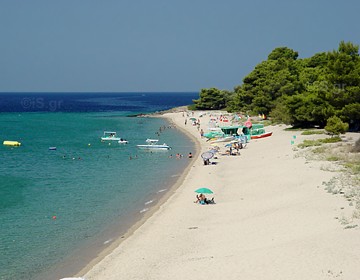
(3, 141, 21, 146)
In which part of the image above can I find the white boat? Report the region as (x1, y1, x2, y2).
(101, 131, 128, 143)
(136, 139, 171, 150)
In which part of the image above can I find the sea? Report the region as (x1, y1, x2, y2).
(0, 92, 198, 280)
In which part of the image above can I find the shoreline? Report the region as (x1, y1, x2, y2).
(59, 112, 201, 279)
(79, 111, 359, 280)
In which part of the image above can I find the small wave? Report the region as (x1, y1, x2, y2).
(171, 174, 180, 178)
(140, 208, 149, 213)
(145, 200, 154, 205)
(157, 189, 167, 193)
(103, 239, 113, 245)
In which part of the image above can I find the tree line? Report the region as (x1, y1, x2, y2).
(191, 41, 360, 131)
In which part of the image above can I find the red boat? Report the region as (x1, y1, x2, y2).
(251, 131, 273, 139)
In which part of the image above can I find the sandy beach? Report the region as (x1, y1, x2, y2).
(78, 111, 360, 280)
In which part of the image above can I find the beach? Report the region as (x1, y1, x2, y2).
(79, 111, 360, 280)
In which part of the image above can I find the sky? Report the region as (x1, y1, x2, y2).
(0, 0, 359, 93)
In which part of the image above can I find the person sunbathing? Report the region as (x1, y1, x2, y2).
(194, 193, 206, 204)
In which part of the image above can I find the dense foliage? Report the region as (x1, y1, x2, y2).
(192, 88, 231, 110)
(192, 41, 360, 130)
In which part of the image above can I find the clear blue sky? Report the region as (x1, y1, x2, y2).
(1, 0, 359, 92)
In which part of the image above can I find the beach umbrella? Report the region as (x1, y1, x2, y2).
(244, 120, 252, 128)
(208, 148, 218, 154)
(201, 151, 214, 160)
(189, 117, 197, 121)
(195, 187, 213, 194)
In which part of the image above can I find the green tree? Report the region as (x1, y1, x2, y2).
(341, 103, 360, 130)
(194, 41, 360, 131)
(281, 42, 360, 128)
(192, 88, 227, 110)
(326, 41, 360, 107)
(268, 47, 299, 61)
(232, 47, 302, 115)
(269, 97, 292, 124)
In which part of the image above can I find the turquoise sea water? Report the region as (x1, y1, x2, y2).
(0, 93, 197, 280)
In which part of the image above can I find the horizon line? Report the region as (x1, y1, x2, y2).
(0, 91, 199, 94)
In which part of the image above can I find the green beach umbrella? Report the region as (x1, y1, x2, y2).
(195, 187, 213, 194)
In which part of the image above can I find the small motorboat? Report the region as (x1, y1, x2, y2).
(101, 131, 126, 142)
(136, 139, 171, 150)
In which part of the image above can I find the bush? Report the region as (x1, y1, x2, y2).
(325, 116, 349, 136)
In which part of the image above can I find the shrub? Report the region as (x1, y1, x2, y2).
(325, 116, 349, 136)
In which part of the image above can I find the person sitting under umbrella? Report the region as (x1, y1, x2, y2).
(194, 193, 215, 205)
(195, 193, 204, 204)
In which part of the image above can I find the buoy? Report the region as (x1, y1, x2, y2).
(88, 143, 91, 146)
(52, 215, 57, 220)
(3, 141, 21, 146)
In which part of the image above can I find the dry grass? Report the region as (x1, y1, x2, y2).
(301, 130, 325, 135)
(296, 132, 360, 228)
(351, 138, 360, 153)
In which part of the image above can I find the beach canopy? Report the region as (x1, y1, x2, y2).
(195, 187, 213, 194)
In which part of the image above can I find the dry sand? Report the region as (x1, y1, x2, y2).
(79, 111, 360, 280)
